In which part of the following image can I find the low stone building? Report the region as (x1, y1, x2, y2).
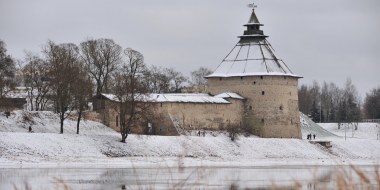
(0, 91, 27, 112)
(93, 93, 245, 136)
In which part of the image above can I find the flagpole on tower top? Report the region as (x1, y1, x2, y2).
(247, 3, 257, 10)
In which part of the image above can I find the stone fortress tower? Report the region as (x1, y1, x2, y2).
(206, 4, 302, 138)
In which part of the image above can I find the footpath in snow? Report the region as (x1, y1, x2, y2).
(0, 110, 379, 168)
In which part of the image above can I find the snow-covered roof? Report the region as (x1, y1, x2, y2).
(206, 40, 300, 78)
(206, 8, 301, 78)
(151, 93, 230, 103)
(214, 92, 245, 100)
(101, 94, 119, 102)
(100, 93, 232, 104)
(4, 91, 27, 98)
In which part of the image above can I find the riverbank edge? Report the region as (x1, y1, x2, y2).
(1, 156, 379, 169)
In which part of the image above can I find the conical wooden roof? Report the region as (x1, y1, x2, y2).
(207, 9, 301, 78)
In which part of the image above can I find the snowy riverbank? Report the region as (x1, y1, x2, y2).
(0, 111, 379, 168)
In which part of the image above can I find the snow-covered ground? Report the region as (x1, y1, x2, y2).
(0, 110, 379, 168)
(0, 110, 115, 134)
(318, 122, 380, 140)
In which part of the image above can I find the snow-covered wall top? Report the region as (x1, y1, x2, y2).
(101, 93, 233, 104)
(151, 93, 231, 103)
(207, 39, 301, 78)
(214, 92, 245, 100)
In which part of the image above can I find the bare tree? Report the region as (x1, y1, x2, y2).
(321, 81, 331, 121)
(80, 38, 122, 94)
(0, 39, 15, 100)
(227, 121, 239, 141)
(43, 40, 80, 134)
(167, 67, 187, 93)
(364, 86, 380, 119)
(143, 65, 171, 93)
(343, 78, 361, 128)
(23, 51, 50, 111)
(329, 82, 342, 122)
(190, 67, 212, 86)
(73, 63, 93, 134)
(298, 84, 310, 114)
(110, 48, 155, 143)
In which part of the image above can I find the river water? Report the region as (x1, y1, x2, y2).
(1, 165, 378, 190)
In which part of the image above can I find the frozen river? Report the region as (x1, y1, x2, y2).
(1, 165, 379, 190)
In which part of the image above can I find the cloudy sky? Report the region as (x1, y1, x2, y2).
(1, 0, 379, 99)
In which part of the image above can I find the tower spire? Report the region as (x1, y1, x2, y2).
(246, 3, 260, 24)
(240, 3, 265, 40)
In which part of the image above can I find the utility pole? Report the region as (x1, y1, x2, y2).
(320, 93, 322, 123)
(345, 124, 346, 140)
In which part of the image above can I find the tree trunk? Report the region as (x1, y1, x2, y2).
(77, 110, 82, 134)
(121, 131, 127, 143)
(29, 92, 34, 111)
(35, 98, 38, 111)
(60, 112, 64, 134)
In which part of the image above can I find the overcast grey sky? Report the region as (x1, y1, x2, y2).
(1, 0, 379, 99)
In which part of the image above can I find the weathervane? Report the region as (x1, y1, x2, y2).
(247, 3, 257, 10)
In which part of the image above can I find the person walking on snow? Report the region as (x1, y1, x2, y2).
(313, 134, 316, 140)
(29, 126, 34, 133)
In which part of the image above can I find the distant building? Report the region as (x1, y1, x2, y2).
(181, 85, 208, 94)
(0, 91, 27, 112)
(94, 5, 302, 138)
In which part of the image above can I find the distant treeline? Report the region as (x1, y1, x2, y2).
(298, 79, 380, 122)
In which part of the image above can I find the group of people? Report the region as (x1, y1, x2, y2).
(307, 133, 315, 140)
(197, 130, 205, 137)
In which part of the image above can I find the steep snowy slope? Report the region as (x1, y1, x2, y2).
(299, 112, 340, 140)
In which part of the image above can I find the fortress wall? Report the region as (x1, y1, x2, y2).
(97, 100, 153, 134)
(96, 97, 244, 135)
(155, 99, 244, 131)
(208, 76, 301, 138)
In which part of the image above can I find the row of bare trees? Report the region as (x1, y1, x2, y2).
(363, 86, 380, 120)
(1, 37, 213, 142)
(1, 37, 210, 142)
(298, 78, 362, 124)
